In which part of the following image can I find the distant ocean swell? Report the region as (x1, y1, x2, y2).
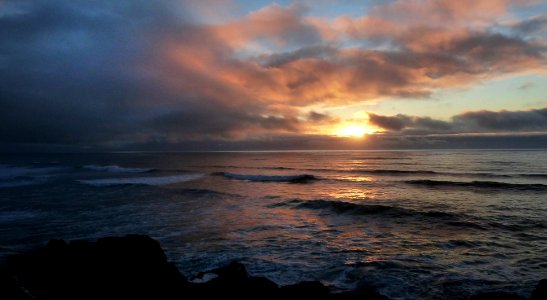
(194, 163, 547, 179)
(405, 179, 547, 191)
(3, 162, 547, 192)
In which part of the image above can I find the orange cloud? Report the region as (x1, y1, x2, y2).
(211, 3, 321, 49)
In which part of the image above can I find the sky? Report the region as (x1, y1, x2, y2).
(0, 0, 546, 151)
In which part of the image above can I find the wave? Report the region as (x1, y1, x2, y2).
(349, 169, 525, 178)
(518, 173, 547, 178)
(288, 199, 497, 231)
(267, 198, 304, 208)
(0, 177, 48, 188)
(215, 172, 318, 183)
(363, 157, 406, 160)
(405, 180, 547, 191)
(0, 165, 65, 180)
(351, 169, 438, 175)
(177, 188, 234, 197)
(77, 174, 204, 186)
(83, 165, 154, 173)
(0, 165, 65, 188)
(294, 199, 458, 219)
(307, 167, 519, 178)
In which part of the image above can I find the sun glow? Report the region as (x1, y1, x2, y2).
(336, 125, 377, 137)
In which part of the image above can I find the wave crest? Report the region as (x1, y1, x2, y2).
(83, 165, 154, 173)
(351, 169, 437, 175)
(77, 174, 204, 186)
(275, 199, 487, 229)
(215, 172, 318, 183)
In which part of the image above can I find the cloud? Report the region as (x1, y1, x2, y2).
(307, 111, 332, 123)
(0, 0, 545, 150)
(453, 108, 547, 132)
(512, 14, 547, 34)
(367, 114, 408, 131)
(368, 107, 547, 135)
(211, 3, 322, 49)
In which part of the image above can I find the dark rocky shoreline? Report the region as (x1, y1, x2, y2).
(0, 235, 545, 300)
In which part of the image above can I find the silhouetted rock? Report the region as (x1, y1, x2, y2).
(531, 279, 547, 300)
(191, 261, 279, 297)
(4, 235, 187, 299)
(469, 291, 526, 300)
(0, 265, 32, 300)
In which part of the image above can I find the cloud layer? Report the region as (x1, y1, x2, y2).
(368, 107, 547, 135)
(0, 0, 545, 150)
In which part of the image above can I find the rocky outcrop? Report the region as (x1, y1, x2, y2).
(0, 235, 386, 299)
(0, 235, 544, 300)
(531, 279, 547, 300)
(1, 235, 187, 299)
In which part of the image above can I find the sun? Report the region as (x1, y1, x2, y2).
(337, 125, 376, 138)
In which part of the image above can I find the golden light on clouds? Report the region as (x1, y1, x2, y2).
(334, 124, 379, 137)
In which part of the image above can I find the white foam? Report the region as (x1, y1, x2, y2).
(83, 165, 154, 173)
(77, 174, 204, 186)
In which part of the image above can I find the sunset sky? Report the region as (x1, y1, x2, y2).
(1, 0, 546, 151)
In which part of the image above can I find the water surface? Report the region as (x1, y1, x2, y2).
(1, 150, 546, 299)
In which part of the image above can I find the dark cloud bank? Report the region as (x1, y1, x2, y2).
(0, 0, 546, 152)
(368, 108, 547, 135)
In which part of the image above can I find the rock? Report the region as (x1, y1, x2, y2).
(531, 279, 547, 300)
(469, 291, 526, 300)
(192, 261, 279, 297)
(0, 265, 32, 300)
(4, 234, 188, 299)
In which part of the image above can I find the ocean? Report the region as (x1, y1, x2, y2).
(1, 150, 546, 299)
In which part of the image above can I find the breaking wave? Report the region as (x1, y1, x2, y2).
(215, 172, 318, 183)
(0, 165, 65, 180)
(83, 165, 154, 173)
(77, 174, 204, 186)
(0, 165, 64, 188)
(275, 199, 494, 230)
(294, 199, 457, 219)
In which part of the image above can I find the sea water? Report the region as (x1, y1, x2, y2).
(1, 150, 546, 299)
